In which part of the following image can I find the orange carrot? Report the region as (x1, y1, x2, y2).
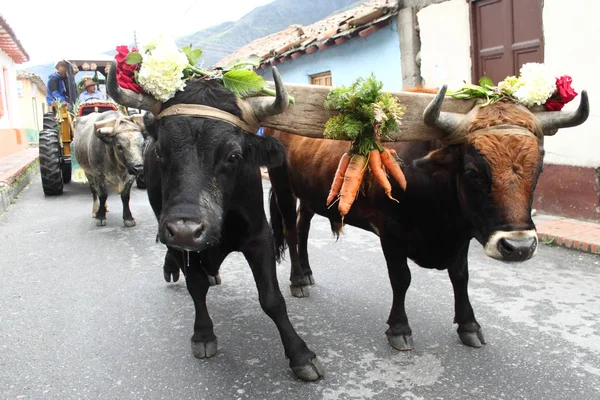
(381, 148, 407, 191)
(369, 149, 398, 202)
(326, 152, 351, 206)
(388, 148, 397, 157)
(338, 154, 367, 217)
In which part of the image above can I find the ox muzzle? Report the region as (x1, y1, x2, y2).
(484, 230, 538, 262)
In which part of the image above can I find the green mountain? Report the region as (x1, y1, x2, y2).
(29, 0, 364, 80)
(177, 0, 365, 67)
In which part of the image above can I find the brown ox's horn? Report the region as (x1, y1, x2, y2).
(422, 85, 464, 134)
(535, 90, 590, 135)
(245, 66, 289, 120)
(106, 62, 160, 112)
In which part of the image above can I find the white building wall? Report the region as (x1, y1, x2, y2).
(418, 0, 599, 168)
(417, 0, 471, 90)
(542, 0, 600, 167)
(0, 49, 20, 129)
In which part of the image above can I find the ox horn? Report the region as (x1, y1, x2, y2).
(245, 66, 289, 120)
(535, 90, 590, 135)
(106, 62, 160, 112)
(423, 85, 464, 134)
(94, 117, 118, 137)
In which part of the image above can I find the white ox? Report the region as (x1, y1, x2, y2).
(73, 111, 145, 226)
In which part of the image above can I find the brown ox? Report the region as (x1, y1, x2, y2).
(267, 86, 589, 350)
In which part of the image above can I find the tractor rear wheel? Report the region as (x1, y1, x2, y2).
(39, 123, 64, 195)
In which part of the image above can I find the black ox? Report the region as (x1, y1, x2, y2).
(267, 86, 589, 350)
(107, 66, 324, 381)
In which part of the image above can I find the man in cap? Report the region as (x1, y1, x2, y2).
(46, 60, 70, 107)
(79, 78, 104, 102)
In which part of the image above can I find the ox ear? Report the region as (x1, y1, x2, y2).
(243, 134, 286, 168)
(413, 146, 459, 173)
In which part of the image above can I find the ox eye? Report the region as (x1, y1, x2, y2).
(228, 153, 242, 163)
(155, 146, 162, 160)
(116, 143, 124, 151)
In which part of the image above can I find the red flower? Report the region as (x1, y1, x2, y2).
(544, 98, 565, 111)
(556, 75, 578, 103)
(115, 45, 143, 93)
(544, 75, 578, 111)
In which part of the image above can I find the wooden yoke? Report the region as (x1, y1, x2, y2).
(257, 83, 479, 141)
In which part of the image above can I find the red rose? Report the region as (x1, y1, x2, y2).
(556, 75, 578, 103)
(544, 75, 578, 111)
(114, 45, 143, 93)
(544, 98, 565, 111)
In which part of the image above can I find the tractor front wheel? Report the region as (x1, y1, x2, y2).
(39, 128, 64, 195)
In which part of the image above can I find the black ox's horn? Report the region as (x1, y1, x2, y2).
(535, 90, 590, 135)
(422, 85, 464, 134)
(106, 62, 160, 112)
(245, 67, 289, 120)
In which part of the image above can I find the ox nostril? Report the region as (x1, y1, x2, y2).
(193, 224, 204, 240)
(166, 222, 177, 239)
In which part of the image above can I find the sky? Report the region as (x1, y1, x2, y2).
(1, 0, 274, 67)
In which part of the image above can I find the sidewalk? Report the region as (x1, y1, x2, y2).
(0, 148, 39, 216)
(534, 213, 600, 254)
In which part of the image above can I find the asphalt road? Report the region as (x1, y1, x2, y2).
(1, 176, 599, 400)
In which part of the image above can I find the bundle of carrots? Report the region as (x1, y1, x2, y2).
(326, 147, 407, 217)
(323, 74, 408, 218)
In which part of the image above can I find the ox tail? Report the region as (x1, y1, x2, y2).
(269, 187, 287, 263)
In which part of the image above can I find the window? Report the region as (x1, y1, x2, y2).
(310, 71, 332, 86)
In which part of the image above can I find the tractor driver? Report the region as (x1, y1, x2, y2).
(79, 78, 105, 102)
(46, 60, 70, 107)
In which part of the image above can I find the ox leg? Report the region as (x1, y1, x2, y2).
(184, 251, 218, 359)
(121, 177, 136, 227)
(90, 182, 99, 218)
(297, 202, 315, 286)
(448, 242, 486, 348)
(95, 177, 108, 227)
(163, 248, 180, 283)
(242, 222, 324, 381)
(381, 232, 414, 351)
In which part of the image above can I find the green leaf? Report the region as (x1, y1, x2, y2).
(126, 52, 143, 65)
(222, 70, 266, 97)
(479, 76, 494, 87)
(182, 45, 203, 66)
(225, 55, 262, 71)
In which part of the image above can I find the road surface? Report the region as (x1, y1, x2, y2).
(1, 176, 599, 399)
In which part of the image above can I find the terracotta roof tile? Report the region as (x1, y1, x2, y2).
(0, 14, 29, 64)
(217, 0, 398, 68)
(17, 70, 46, 92)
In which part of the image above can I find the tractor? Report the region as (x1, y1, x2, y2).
(39, 58, 132, 195)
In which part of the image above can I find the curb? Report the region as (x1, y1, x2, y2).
(0, 157, 39, 217)
(538, 232, 600, 255)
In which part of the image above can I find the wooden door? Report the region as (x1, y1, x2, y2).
(470, 0, 544, 83)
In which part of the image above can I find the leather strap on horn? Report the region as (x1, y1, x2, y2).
(442, 124, 541, 145)
(155, 104, 260, 134)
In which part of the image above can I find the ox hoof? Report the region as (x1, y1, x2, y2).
(123, 219, 136, 227)
(302, 274, 315, 285)
(207, 274, 222, 287)
(291, 357, 325, 381)
(191, 338, 218, 359)
(387, 333, 414, 351)
(291, 285, 310, 298)
(458, 328, 486, 348)
(164, 269, 180, 283)
(96, 219, 107, 227)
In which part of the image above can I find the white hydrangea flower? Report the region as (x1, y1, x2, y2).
(137, 36, 189, 102)
(513, 63, 556, 107)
